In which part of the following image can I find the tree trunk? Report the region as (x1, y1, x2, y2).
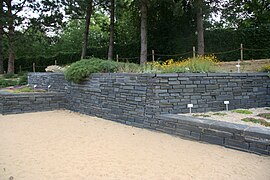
(140, 0, 147, 65)
(81, 0, 93, 59)
(7, 0, 15, 73)
(108, 0, 115, 60)
(0, 0, 4, 74)
(196, 0, 204, 56)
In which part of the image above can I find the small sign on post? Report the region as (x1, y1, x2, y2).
(33, 85, 37, 92)
(187, 104, 193, 114)
(236, 60, 241, 73)
(48, 85, 51, 92)
(224, 101, 229, 111)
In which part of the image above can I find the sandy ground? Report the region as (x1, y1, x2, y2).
(0, 111, 270, 180)
(183, 107, 270, 128)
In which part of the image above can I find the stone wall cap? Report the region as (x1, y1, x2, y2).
(156, 73, 178, 77)
(247, 73, 269, 76)
(207, 73, 230, 76)
(244, 126, 270, 139)
(28, 72, 64, 75)
(1, 92, 64, 97)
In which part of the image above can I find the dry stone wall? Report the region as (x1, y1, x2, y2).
(0, 92, 65, 115)
(26, 72, 270, 155)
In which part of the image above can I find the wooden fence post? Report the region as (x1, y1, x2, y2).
(193, 46, 196, 58)
(33, 63, 36, 72)
(240, 43, 243, 61)
(152, 50, 155, 62)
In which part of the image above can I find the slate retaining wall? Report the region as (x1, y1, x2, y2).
(28, 72, 270, 116)
(0, 92, 66, 115)
(157, 114, 270, 155)
(26, 72, 270, 155)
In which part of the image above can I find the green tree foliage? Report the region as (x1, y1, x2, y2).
(1, 0, 270, 73)
(1, 0, 63, 73)
(220, 0, 270, 28)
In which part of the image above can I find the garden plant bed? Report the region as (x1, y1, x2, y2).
(0, 85, 47, 94)
(181, 107, 270, 128)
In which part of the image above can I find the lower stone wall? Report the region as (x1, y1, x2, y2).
(157, 114, 270, 155)
(0, 92, 66, 115)
(25, 72, 270, 155)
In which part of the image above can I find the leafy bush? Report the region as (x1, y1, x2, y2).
(65, 58, 118, 83)
(0, 72, 28, 88)
(0, 79, 18, 88)
(3, 73, 17, 79)
(18, 74, 28, 85)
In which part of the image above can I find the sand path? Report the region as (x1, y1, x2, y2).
(0, 110, 269, 180)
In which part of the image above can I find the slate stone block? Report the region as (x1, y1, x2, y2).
(225, 138, 249, 150)
(201, 134, 224, 145)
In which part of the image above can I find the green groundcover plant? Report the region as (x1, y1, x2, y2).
(65, 57, 220, 83)
(0, 72, 28, 88)
(64, 58, 142, 83)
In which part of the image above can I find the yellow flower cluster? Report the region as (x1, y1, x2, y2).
(148, 55, 219, 72)
(261, 64, 270, 72)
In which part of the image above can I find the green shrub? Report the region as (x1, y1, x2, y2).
(18, 74, 28, 85)
(117, 62, 142, 73)
(186, 57, 218, 73)
(18, 71, 28, 77)
(213, 112, 227, 116)
(257, 113, 270, 119)
(13, 87, 33, 93)
(0, 79, 18, 88)
(3, 73, 17, 79)
(192, 114, 211, 117)
(242, 118, 270, 127)
(232, 109, 253, 114)
(65, 58, 118, 83)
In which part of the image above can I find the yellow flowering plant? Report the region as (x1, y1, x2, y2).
(146, 55, 219, 73)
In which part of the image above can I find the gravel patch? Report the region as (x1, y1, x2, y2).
(180, 107, 270, 128)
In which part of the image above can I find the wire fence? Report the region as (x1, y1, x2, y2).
(14, 44, 270, 73)
(114, 44, 270, 63)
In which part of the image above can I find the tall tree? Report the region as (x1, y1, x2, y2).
(6, 0, 15, 73)
(63, 0, 98, 59)
(2, 0, 63, 73)
(107, 0, 115, 60)
(195, 0, 204, 55)
(0, 0, 4, 74)
(140, 0, 147, 65)
(81, 0, 93, 59)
